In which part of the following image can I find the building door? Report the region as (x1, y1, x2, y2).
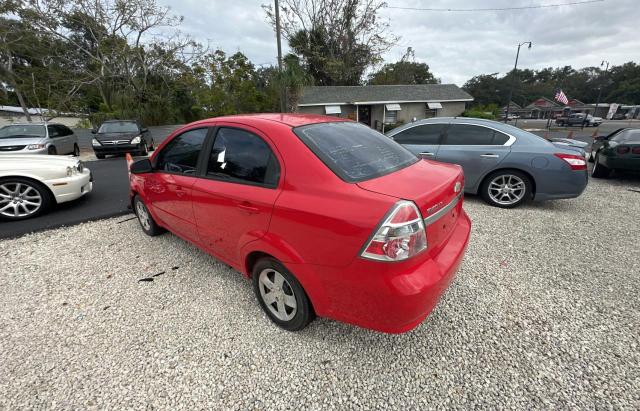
(358, 105, 371, 127)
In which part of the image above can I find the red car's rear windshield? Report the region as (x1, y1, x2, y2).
(294, 121, 418, 183)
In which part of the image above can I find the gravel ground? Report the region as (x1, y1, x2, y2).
(1, 174, 639, 409)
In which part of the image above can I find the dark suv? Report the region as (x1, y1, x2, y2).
(91, 120, 154, 159)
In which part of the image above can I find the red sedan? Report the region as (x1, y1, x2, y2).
(129, 114, 471, 333)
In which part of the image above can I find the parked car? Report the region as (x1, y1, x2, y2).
(0, 155, 92, 220)
(591, 128, 640, 178)
(588, 115, 604, 127)
(555, 113, 601, 127)
(92, 120, 154, 159)
(589, 128, 626, 162)
(611, 113, 627, 120)
(0, 123, 80, 155)
(129, 114, 471, 333)
(387, 118, 588, 208)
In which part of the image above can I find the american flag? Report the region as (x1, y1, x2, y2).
(555, 89, 569, 105)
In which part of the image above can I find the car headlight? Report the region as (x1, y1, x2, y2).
(130, 136, 141, 144)
(66, 162, 82, 176)
(27, 144, 46, 150)
(92, 138, 101, 146)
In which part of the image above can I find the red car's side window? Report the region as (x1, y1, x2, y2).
(155, 128, 208, 175)
(205, 127, 280, 188)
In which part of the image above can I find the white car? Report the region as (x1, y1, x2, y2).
(0, 155, 92, 220)
(587, 115, 603, 127)
(0, 123, 80, 155)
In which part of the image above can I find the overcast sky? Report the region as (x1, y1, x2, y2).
(158, 0, 639, 85)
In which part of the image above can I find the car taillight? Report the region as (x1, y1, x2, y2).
(632, 147, 640, 155)
(554, 153, 587, 171)
(617, 146, 630, 154)
(361, 201, 427, 262)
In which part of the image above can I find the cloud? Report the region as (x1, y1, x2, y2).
(159, 0, 639, 85)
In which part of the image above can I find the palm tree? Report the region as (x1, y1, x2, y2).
(277, 54, 312, 112)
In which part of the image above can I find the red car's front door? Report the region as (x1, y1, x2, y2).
(145, 127, 209, 242)
(191, 125, 282, 266)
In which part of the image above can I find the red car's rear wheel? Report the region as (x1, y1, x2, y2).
(253, 257, 314, 331)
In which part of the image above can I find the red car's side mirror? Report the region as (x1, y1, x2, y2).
(130, 159, 153, 174)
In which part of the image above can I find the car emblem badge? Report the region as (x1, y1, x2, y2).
(427, 202, 443, 215)
(454, 182, 462, 193)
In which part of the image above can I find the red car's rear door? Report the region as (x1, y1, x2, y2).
(191, 124, 282, 266)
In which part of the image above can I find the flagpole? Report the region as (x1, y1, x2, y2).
(504, 41, 532, 123)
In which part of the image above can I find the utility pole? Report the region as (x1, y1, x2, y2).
(504, 41, 532, 123)
(593, 60, 609, 120)
(274, 0, 286, 113)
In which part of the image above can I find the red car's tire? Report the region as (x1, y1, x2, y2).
(133, 195, 165, 236)
(252, 257, 315, 331)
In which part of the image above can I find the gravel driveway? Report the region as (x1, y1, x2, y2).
(1, 176, 639, 409)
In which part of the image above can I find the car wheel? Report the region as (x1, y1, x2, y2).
(591, 152, 611, 178)
(252, 257, 314, 331)
(0, 177, 52, 221)
(133, 195, 165, 236)
(95, 153, 106, 159)
(48, 146, 57, 155)
(481, 170, 532, 208)
(72, 144, 80, 156)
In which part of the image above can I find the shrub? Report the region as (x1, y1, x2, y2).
(461, 110, 496, 120)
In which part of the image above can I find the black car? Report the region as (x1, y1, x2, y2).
(91, 120, 154, 159)
(590, 128, 640, 178)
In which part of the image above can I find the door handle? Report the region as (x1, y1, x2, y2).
(419, 152, 435, 157)
(237, 202, 260, 214)
(480, 154, 500, 158)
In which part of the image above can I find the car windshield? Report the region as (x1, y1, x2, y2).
(98, 121, 139, 133)
(611, 130, 640, 143)
(293, 121, 418, 183)
(0, 124, 46, 139)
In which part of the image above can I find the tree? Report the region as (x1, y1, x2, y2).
(275, 54, 312, 111)
(264, 0, 397, 85)
(192, 49, 278, 117)
(605, 62, 640, 104)
(368, 47, 439, 85)
(23, 0, 199, 111)
(462, 63, 640, 108)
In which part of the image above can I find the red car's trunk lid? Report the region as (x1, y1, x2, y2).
(357, 159, 464, 251)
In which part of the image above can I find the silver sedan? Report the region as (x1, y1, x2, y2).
(387, 118, 589, 208)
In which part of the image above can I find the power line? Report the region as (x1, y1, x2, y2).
(387, 0, 604, 12)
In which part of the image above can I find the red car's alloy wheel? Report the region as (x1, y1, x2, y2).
(258, 268, 297, 321)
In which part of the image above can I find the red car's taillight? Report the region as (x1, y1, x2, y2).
(633, 147, 640, 155)
(617, 146, 630, 155)
(554, 153, 587, 171)
(361, 201, 427, 262)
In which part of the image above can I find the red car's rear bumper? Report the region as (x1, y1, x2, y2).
(288, 210, 471, 333)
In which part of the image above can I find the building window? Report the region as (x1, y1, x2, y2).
(384, 110, 397, 124)
(425, 109, 437, 118)
(324, 105, 342, 117)
(384, 103, 401, 124)
(426, 102, 442, 118)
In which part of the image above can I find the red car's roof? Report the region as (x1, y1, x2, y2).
(190, 113, 351, 128)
